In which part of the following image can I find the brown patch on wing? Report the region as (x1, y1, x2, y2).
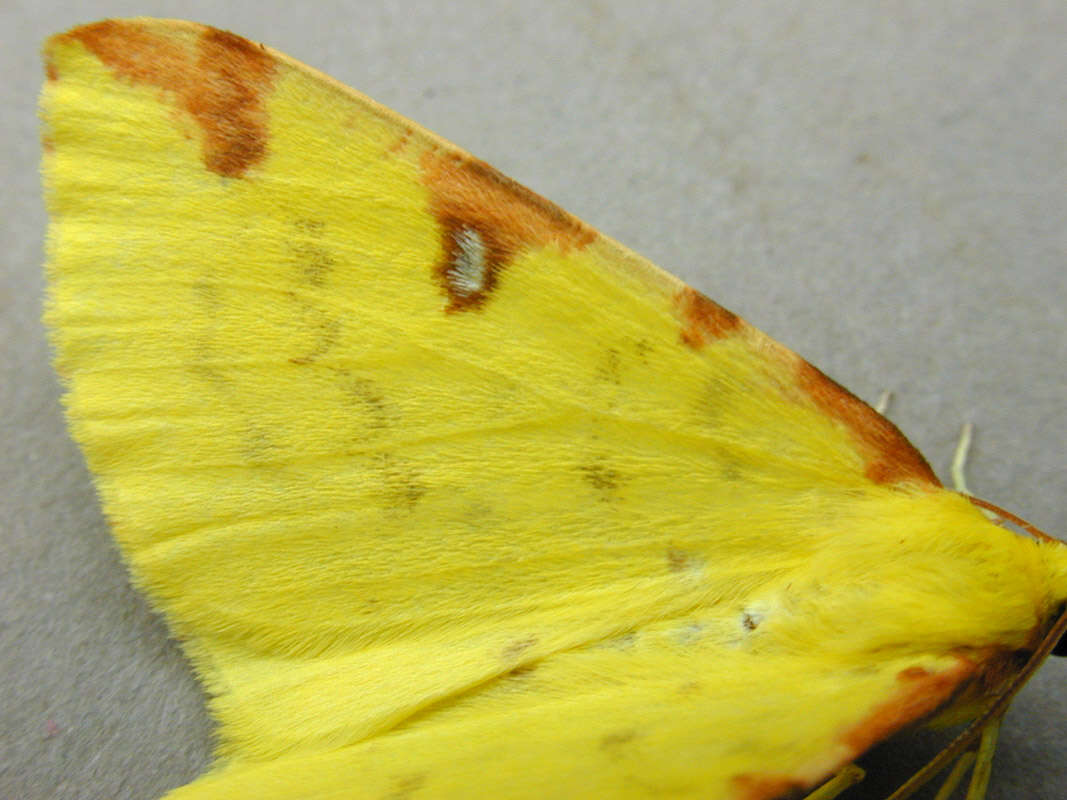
(935, 647, 1027, 723)
(373, 453, 427, 511)
(388, 126, 414, 154)
(421, 150, 596, 311)
(841, 657, 977, 756)
(666, 548, 698, 572)
(501, 637, 537, 662)
(505, 662, 538, 679)
(579, 459, 623, 500)
(600, 729, 638, 761)
(796, 360, 939, 487)
(191, 29, 275, 176)
(675, 287, 744, 348)
(61, 20, 275, 177)
(732, 657, 984, 800)
(730, 774, 805, 800)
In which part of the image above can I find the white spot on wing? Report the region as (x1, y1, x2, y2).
(672, 622, 704, 645)
(447, 227, 488, 297)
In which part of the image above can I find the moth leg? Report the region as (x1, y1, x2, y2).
(951, 422, 975, 495)
(963, 716, 1001, 800)
(802, 764, 865, 800)
(951, 423, 1000, 521)
(931, 750, 976, 800)
(873, 390, 892, 415)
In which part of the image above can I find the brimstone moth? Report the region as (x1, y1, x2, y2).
(37, 18, 1066, 800)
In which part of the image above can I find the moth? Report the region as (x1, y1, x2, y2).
(40, 18, 1066, 800)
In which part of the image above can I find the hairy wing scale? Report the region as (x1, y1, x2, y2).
(42, 20, 1067, 800)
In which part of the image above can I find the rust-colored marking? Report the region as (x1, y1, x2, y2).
(841, 658, 976, 755)
(421, 150, 596, 311)
(62, 20, 275, 177)
(675, 287, 744, 348)
(45, 57, 58, 81)
(730, 774, 805, 800)
(796, 360, 940, 486)
(192, 29, 275, 177)
(666, 548, 696, 572)
(941, 647, 1026, 717)
(897, 666, 928, 681)
(387, 126, 414, 154)
(971, 648, 1028, 696)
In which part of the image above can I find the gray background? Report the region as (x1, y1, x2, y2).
(2, 2, 1064, 798)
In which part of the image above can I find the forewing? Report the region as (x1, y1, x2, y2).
(43, 19, 968, 800)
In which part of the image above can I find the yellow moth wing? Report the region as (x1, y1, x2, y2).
(41, 18, 1067, 800)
